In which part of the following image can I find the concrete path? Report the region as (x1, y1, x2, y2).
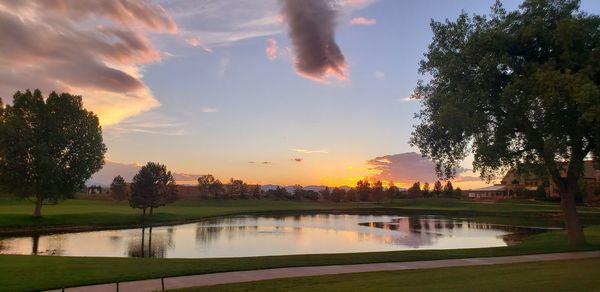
(49, 251, 600, 292)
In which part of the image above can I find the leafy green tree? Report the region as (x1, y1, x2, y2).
(410, 0, 599, 244)
(130, 162, 177, 215)
(0, 90, 106, 216)
(110, 175, 129, 201)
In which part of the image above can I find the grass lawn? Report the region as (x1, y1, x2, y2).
(2, 198, 600, 232)
(1, 225, 600, 291)
(180, 258, 600, 292)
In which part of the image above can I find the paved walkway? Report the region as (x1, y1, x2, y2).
(50, 251, 600, 292)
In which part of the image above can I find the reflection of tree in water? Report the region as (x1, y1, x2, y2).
(127, 227, 168, 258)
(359, 217, 539, 247)
(195, 225, 258, 246)
(29, 233, 65, 256)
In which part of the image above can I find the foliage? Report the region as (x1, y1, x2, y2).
(0, 90, 106, 216)
(410, 0, 600, 244)
(110, 175, 129, 201)
(197, 174, 224, 199)
(129, 162, 177, 215)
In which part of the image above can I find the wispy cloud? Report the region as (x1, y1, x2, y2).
(104, 112, 185, 137)
(374, 71, 385, 80)
(266, 38, 279, 60)
(292, 158, 304, 163)
(290, 148, 328, 154)
(201, 107, 219, 113)
(350, 17, 376, 25)
(185, 36, 214, 53)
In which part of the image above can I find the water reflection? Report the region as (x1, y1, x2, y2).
(0, 215, 555, 258)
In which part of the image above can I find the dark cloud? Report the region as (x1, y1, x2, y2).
(281, 0, 347, 81)
(367, 152, 474, 183)
(0, 1, 176, 125)
(292, 158, 304, 163)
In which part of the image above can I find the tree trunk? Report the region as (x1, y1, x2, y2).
(559, 180, 586, 245)
(33, 196, 43, 217)
(142, 208, 146, 216)
(150, 207, 154, 215)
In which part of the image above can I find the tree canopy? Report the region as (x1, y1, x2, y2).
(129, 162, 177, 215)
(410, 0, 599, 244)
(0, 90, 106, 216)
(110, 175, 129, 201)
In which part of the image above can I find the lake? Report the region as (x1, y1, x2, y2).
(0, 214, 554, 258)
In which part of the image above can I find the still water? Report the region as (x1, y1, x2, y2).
(0, 214, 550, 258)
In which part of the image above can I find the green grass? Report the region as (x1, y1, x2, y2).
(180, 258, 600, 292)
(2, 198, 600, 231)
(2, 225, 600, 291)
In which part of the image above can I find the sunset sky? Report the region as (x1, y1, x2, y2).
(2, 0, 599, 188)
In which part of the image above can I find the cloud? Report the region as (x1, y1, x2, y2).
(367, 152, 475, 184)
(292, 158, 304, 163)
(104, 112, 185, 137)
(374, 71, 385, 80)
(290, 148, 328, 154)
(350, 17, 376, 25)
(185, 37, 214, 53)
(266, 38, 279, 60)
(201, 107, 219, 113)
(343, 0, 377, 8)
(249, 161, 272, 165)
(280, 0, 348, 82)
(218, 54, 231, 78)
(158, 0, 282, 47)
(0, 1, 177, 126)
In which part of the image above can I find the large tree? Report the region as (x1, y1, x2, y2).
(410, 0, 599, 245)
(129, 162, 177, 215)
(0, 90, 106, 217)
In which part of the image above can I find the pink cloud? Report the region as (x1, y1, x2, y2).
(266, 38, 279, 60)
(0, 0, 177, 126)
(185, 37, 213, 53)
(351, 17, 376, 25)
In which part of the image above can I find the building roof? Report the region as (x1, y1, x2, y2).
(469, 185, 506, 192)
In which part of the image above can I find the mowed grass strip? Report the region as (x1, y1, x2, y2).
(2, 226, 600, 291)
(178, 258, 600, 292)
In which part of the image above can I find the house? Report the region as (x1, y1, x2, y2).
(467, 185, 512, 200)
(466, 161, 600, 203)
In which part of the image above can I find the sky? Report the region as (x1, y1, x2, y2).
(1, 0, 599, 188)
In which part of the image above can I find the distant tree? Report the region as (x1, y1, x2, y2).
(409, 0, 600, 244)
(292, 185, 303, 200)
(197, 174, 223, 199)
(346, 188, 358, 201)
(0, 90, 106, 217)
(249, 184, 262, 199)
(320, 187, 332, 201)
(454, 187, 463, 198)
(266, 186, 290, 200)
(372, 181, 384, 202)
(443, 181, 454, 197)
(356, 179, 371, 201)
(331, 187, 346, 202)
(110, 175, 128, 201)
(386, 182, 399, 201)
(407, 182, 422, 198)
(433, 180, 443, 196)
(130, 162, 177, 215)
(422, 182, 430, 197)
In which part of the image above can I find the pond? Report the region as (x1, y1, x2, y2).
(0, 214, 556, 258)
